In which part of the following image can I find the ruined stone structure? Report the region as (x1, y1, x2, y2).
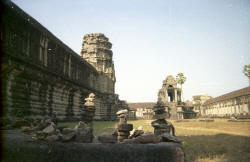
(128, 102, 155, 119)
(158, 76, 182, 104)
(1, 0, 118, 122)
(157, 75, 183, 119)
(157, 75, 196, 119)
(202, 87, 250, 117)
(181, 101, 197, 119)
(192, 94, 213, 116)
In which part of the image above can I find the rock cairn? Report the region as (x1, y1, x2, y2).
(151, 103, 175, 136)
(97, 107, 180, 144)
(80, 93, 96, 122)
(116, 109, 133, 142)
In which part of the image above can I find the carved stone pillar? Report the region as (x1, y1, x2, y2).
(174, 89, 177, 102)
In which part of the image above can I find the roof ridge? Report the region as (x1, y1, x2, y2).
(204, 86, 250, 105)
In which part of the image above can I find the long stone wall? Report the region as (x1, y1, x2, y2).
(204, 95, 250, 117)
(203, 87, 250, 117)
(1, 0, 117, 122)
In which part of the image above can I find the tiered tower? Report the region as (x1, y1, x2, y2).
(81, 33, 116, 82)
(81, 33, 117, 120)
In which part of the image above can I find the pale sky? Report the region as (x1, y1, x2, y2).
(12, 0, 250, 102)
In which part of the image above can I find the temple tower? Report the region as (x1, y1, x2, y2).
(81, 33, 116, 82)
(157, 75, 183, 119)
(81, 33, 117, 120)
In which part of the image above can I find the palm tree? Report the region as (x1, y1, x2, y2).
(243, 64, 250, 85)
(176, 73, 187, 101)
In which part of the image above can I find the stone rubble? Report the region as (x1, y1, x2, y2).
(42, 122, 56, 135)
(61, 128, 76, 142)
(98, 132, 117, 143)
(122, 132, 182, 144)
(74, 121, 93, 143)
(20, 93, 96, 143)
(19, 92, 181, 145)
(128, 126, 144, 139)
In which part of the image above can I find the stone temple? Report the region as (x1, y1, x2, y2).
(1, 0, 125, 122)
(157, 75, 196, 119)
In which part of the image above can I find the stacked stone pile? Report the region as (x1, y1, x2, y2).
(116, 109, 133, 142)
(98, 109, 135, 143)
(121, 103, 181, 144)
(151, 103, 175, 136)
(119, 103, 181, 144)
(80, 93, 96, 122)
(97, 106, 180, 144)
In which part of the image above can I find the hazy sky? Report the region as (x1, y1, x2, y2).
(12, 0, 250, 102)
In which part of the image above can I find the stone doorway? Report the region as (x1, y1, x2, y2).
(167, 85, 175, 102)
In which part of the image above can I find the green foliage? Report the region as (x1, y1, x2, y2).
(176, 73, 187, 87)
(243, 64, 250, 78)
(176, 73, 186, 101)
(181, 141, 188, 151)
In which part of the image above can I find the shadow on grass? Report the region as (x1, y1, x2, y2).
(179, 134, 250, 162)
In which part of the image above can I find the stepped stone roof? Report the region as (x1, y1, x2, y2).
(204, 86, 250, 105)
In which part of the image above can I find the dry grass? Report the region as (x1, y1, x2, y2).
(59, 119, 250, 162)
(128, 119, 250, 162)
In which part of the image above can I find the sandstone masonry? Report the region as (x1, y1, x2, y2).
(1, 0, 118, 122)
(202, 87, 250, 117)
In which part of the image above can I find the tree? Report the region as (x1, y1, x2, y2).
(243, 64, 250, 85)
(176, 73, 187, 102)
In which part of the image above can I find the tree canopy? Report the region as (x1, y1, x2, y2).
(243, 64, 250, 78)
(176, 73, 187, 87)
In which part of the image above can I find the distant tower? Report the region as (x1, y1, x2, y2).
(81, 33, 116, 82)
(158, 75, 182, 104)
(157, 75, 183, 119)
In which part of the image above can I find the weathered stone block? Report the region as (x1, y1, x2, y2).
(3, 130, 185, 162)
(117, 124, 133, 132)
(98, 133, 117, 143)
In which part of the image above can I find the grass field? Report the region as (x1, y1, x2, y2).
(59, 119, 250, 162)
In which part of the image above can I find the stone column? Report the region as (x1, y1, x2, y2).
(163, 88, 168, 103)
(174, 89, 177, 102)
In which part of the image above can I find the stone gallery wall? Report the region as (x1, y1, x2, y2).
(203, 87, 250, 117)
(1, 0, 117, 121)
